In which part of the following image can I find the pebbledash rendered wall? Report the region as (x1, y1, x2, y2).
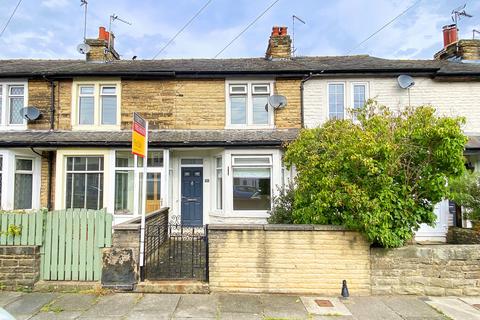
(208, 225, 371, 295)
(303, 77, 480, 134)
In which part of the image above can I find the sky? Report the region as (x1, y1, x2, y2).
(0, 0, 479, 60)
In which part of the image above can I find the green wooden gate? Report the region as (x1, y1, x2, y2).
(41, 209, 113, 281)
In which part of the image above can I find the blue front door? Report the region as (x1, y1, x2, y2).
(181, 167, 203, 225)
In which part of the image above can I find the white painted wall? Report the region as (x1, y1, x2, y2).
(303, 77, 480, 135)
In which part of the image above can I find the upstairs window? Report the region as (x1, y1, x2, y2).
(73, 82, 120, 128)
(0, 82, 27, 128)
(227, 81, 273, 127)
(328, 83, 345, 120)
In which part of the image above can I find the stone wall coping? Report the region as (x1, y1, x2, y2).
(113, 207, 169, 231)
(207, 224, 350, 231)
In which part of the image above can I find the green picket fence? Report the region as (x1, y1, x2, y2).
(41, 209, 113, 281)
(0, 208, 113, 282)
(0, 211, 44, 246)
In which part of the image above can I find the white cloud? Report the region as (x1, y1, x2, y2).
(41, 0, 69, 9)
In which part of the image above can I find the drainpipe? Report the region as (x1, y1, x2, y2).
(47, 151, 54, 211)
(300, 71, 323, 128)
(49, 79, 55, 131)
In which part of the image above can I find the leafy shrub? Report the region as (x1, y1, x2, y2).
(449, 171, 480, 222)
(284, 102, 467, 247)
(267, 182, 296, 224)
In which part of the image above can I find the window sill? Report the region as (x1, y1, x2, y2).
(0, 124, 27, 131)
(225, 125, 275, 130)
(72, 124, 121, 131)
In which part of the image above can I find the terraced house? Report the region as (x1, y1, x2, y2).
(0, 26, 479, 233)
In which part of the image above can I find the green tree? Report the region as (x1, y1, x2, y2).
(449, 171, 480, 224)
(284, 102, 467, 247)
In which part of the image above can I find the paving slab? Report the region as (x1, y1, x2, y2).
(217, 293, 263, 314)
(301, 296, 352, 316)
(50, 293, 97, 311)
(4, 292, 58, 320)
(0, 292, 23, 307)
(77, 293, 140, 318)
(261, 294, 308, 319)
(132, 293, 180, 312)
(173, 294, 219, 319)
(30, 311, 83, 320)
(426, 297, 480, 320)
(460, 297, 480, 308)
(125, 310, 173, 320)
(345, 296, 403, 320)
(381, 296, 446, 319)
(218, 311, 263, 320)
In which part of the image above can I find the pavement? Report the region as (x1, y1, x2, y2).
(0, 291, 480, 320)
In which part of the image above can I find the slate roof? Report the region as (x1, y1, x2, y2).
(1, 55, 479, 77)
(0, 129, 300, 147)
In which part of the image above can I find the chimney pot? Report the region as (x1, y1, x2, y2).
(98, 26, 109, 41)
(442, 24, 458, 48)
(280, 26, 288, 36)
(272, 26, 280, 36)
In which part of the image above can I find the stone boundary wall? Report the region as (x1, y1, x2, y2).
(371, 245, 480, 296)
(208, 225, 371, 295)
(447, 227, 480, 244)
(0, 246, 40, 289)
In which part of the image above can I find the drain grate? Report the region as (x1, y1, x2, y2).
(315, 299, 334, 307)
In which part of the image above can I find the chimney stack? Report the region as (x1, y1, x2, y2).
(265, 26, 292, 60)
(434, 24, 480, 62)
(85, 26, 120, 62)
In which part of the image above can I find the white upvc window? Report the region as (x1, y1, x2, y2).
(0, 150, 40, 211)
(65, 156, 104, 210)
(231, 155, 272, 212)
(0, 81, 28, 129)
(226, 80, 274, 128)
(328, 82, 345, 120)
(113, 150, 165, 216)
(351, 82, 369, 120)
(215, 157, 223, 210)
(72, 80, 121, 129)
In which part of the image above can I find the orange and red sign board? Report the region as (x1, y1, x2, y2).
(132, 112, 147, 158)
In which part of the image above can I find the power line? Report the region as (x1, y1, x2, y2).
(151, 0, 213, 59)
(213, 0, 281, 58)
(346, 0, 422, 55)
(0, 0, 23, 40)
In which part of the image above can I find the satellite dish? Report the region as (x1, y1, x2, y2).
(268, 95, 288, 109)
(76, 43, 91, 55)
(21, 106, 41, 121)
(397, 74, 415, 89)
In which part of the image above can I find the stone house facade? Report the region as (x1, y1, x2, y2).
(0, 25, 479, 229)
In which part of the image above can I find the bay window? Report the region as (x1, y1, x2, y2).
(114, 150, 164, 215)
(232, 156, 272, 211)
(0, 82, 27, 129)
(0, 156, 3, 207)
(14, 158, 33, 209)
(227, 81, 273, 127)
(65, 156, 104, 210)
(216, 157, 223, 210)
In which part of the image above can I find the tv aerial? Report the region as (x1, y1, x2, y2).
(108, 13, 132, 50)
(452, 4, 473, 27)
(397, 75, 415, 107)
(266, 95, 288, 111)
(292, 15, 306, 57)
(21, 106, 41, 121)
(76, 0, 89, 55)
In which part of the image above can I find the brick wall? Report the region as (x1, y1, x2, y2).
(28, 80, 51, 130)
(371, 245, 480, 296)
(208, 225, 371, 295)
(303, 77, 480, 134)
(274, 79, 301, 128)
(0, 246, 40, 289)
(56, 80, 73, 130)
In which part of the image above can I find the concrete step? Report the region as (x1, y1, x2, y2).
(136, 280, 209, 294)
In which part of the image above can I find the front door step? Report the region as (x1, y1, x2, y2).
(136, 280, 209, 294)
